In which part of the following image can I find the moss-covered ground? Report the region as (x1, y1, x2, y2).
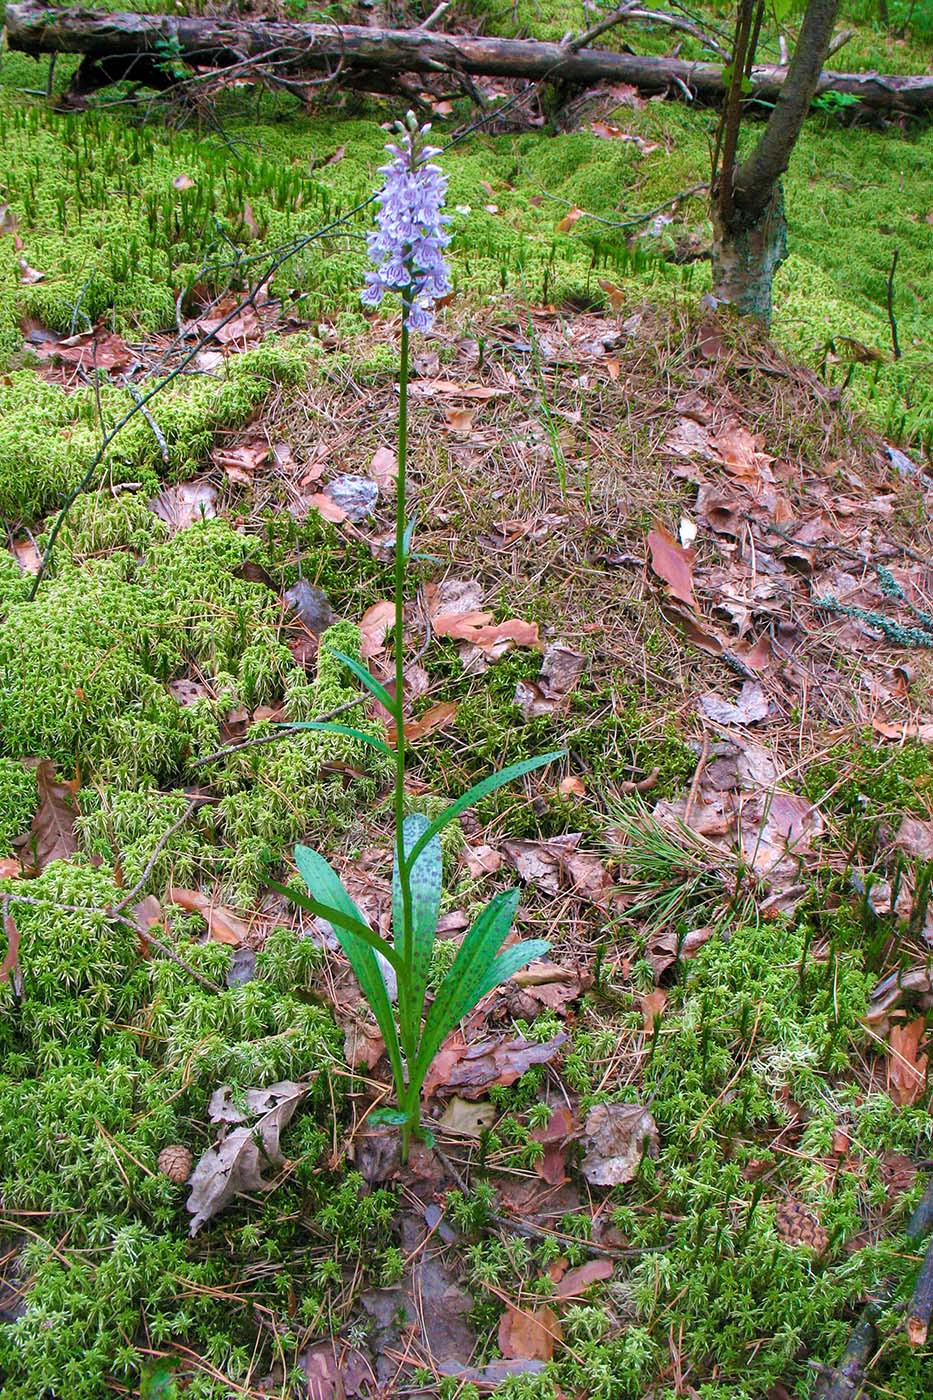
(1, 1, 933, 1396)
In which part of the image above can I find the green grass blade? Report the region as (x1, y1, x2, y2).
(328, 647, 399, 720)
(393, 813, 442, 1048)
(413, 889, 524, 1081)
(405, 751, 565, 874)
(275, 721, 393, 757)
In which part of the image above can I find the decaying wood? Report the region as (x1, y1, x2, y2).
(6, 2, 933, 111)
(814, 1175, 933, 1398)
(906, 1231, 933, 1347)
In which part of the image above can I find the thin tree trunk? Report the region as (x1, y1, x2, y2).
(711, 0, 841, 322)
(5, 2, 933, 111)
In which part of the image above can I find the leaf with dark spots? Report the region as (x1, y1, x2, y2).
(21, 761, 79, 873)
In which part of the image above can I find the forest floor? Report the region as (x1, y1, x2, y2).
(1, 2, 933, 1398)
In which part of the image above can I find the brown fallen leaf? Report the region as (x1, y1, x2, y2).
(306, 492, 349, 525)
(647, 525, 697, 610)
(502, 834, 611, 905)
(388, 700, 458, 745)
(369, 446, 398, 492)
(213, 438, 268, 484)
(698, 681, 770, 726)
(151, 478, 217, 532)
(556, 1258, 614, 1297)
(888, 1017, 928, 1107)
(1, 907, 20, 987)
(516, 641, 585, 719)
(167, 887, 250, 945)
(423, 1031, 567, 1099)
(895, 816, 933, 863)
(435, 614, 541, 653)
(34, 325, 137, 374)
(11, 537, 41, 574)
(0, 858, 20, 880)
(499, 1304, 562, 1362)
(21, 761, 79, 873)
(187, 1081, 308, 1233)
(580, 1102, 660, 1186)
(410, 379, 506, 400)
(530, 1103, 576, 1185)
(444, 406, 477, 434)
(645, 925, 714, 980)
(711, 422, 773, 483)
(512, 960, 591, 1014)
(639, 988, 668, 1033)
(556, 206, 584, 234)
(299, 1341, 371, 1400)
(463, 843, 503, 878)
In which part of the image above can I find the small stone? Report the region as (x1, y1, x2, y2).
(283, 580, 335, 634)
(158, 1144, 193, 1184)
(323, 474, 378, 523)
(774, 1199, 828, 1253)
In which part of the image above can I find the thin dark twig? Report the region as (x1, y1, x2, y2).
(2, 890, 224, 993)
(191, 696, 365, 769)
(886, 247, 901, 362)
(110, 795, 206, 913)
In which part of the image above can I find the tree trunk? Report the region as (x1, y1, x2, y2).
(6, 1, 933, 111)
(711, 0, 841, 322)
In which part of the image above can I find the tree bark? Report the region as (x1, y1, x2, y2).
(711, 0, 840, 323)
(6, 2, 933, 112)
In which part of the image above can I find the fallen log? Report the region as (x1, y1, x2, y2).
(6, 1, 933, 112)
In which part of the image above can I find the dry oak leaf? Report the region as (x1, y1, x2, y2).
(581, 1102, 659, 1187)
(516, 641, 585, 719)
(369, 445, 398, 492)
(388, 699, 458, 745)
(513, 959, 592, 1014)
(895, 816, 933, 863)
(213, 438, 268, 484)
(306, 492, 348, 524)
(186, 1080, 308, 1233)
(439, 1096, 497, 1138)
(556, 206, 584, 234)
(498, 1304, 562, 1363)
(151, 478, 217, 532)
(647, 525, 697, 610)
(502, 833, 611, 905)
(557, 1258, 614, 1297)
(423, 1031, 567, 1099)
(167, 887, 251, 946)
(711, 422, 773, 483)
(887, 1017, 929, 1107)
(22, 760, 79, 873)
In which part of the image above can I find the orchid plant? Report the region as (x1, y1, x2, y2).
(281, 114, 561, 1157)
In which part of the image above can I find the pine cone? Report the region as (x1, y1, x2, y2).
(775, 1199, 828, 1253)
(158, 1144, 193, 1184)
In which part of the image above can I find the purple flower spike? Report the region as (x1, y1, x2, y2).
(362, 112, 451, 333)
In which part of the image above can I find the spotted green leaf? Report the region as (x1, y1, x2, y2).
(393, 813, 441, 1053)
(405, 751, 565, 873)
(414, 890, 548, 1081)
(289, 847, 404, 1089)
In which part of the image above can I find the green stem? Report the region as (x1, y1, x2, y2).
(394, 300, 417, 1070)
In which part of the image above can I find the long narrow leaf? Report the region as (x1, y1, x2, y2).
(405, 751, 565, 874)
(328, 648, 399, 720)
(274, 721, 393, 758)
(392, 813, 441, 1051)
(414, 889, 524, 1081)
(285, 848, 405, 1092)
(270, 878, 401, 973)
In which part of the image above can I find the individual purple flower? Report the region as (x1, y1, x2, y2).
(361, 113, 451, 333)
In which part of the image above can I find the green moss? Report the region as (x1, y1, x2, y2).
(803, 736, 933, 840)
(0, 757, 35, 854)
